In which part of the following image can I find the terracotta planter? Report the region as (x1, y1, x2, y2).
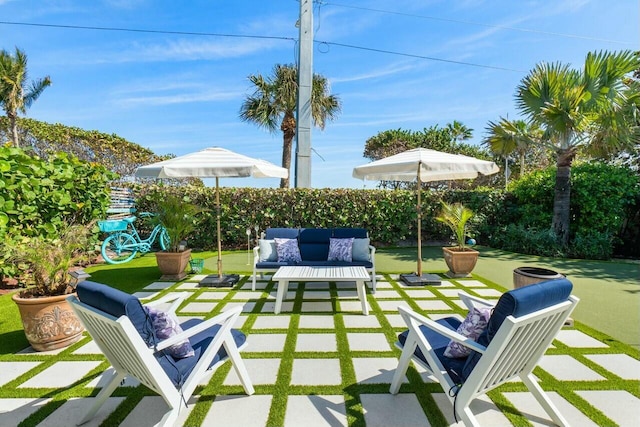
(442, 247, 479, 278)
(12, 292, 84, 352)
(155, 249, 192, 280)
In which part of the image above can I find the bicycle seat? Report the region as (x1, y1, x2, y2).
(122, 216, 138, 223)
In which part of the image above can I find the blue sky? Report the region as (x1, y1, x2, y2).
(1, 0, 637, 189)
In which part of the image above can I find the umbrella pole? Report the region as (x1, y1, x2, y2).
(417, 163, 422, 277)
(216, 177, 223, 279)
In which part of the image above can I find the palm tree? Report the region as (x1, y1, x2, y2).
(240, 64, 341, 188)
(516, 50, 640, 246)
(446, 120, 473, 143)
(0, 48, 51, 148)
(483, 118, 541, 178)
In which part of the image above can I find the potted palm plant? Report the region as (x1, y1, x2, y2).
(435, 201, 480, 278)
(151, 193, 203, 280)
(7, 222, 93, 351)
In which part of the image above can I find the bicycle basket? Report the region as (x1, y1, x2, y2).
(98, 219, 129, 233)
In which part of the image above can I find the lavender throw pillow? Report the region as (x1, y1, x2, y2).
(327, 238, 354, 262)
(145, 306, 195, 358)
(274, 238, 302, 263)
(443, 307, 492, 358)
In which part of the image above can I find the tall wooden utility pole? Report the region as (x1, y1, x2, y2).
(295, 0, 313, 188)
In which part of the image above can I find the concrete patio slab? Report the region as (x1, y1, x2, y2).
(504, 391, 598, 427)
(342, 314, 381, 328)
(119, 396, 196, 427)
(223, 358, 280, 385)
(19, 361, 102, 388)
(143, 281, 175, 290)
(284, 395, 347, 427)
(414, 300, 452, 311)
(347, 333, 392, 352)
(0, 362, 41, 386)
(197, 291, 229, 300)
(0, 398, 50, 427)
(353, 357, 407, 384)
(251, 315, 292, 330)
(431, 393, 511, 426)
(37, 397, 125, 427)
(555, 329, 609, 348)
(203, 395, 272, 427)
(576, 390, 640, 427)
(245, 333, 288, 353)
(584, 353, 640, 380)
(290, 359, 342, 385)
(538, 355, 606, 381)
(301, 301, 333, 312)
(402, 289, 434, 298)
(296, 333, 337, 352)
(360, 393, 430, 427)
(298, 315, 335, 329)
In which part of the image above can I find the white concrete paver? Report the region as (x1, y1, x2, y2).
(202, 395, 272, 427)
(538, 355, 606, 381)
(223, 359, 280, 386)
(431, 393, 510, 426)
(296, 333, 337, 352)
(246, 333, 287, 352)
(120, 396, 196, 427)
(347, 333, 391, 351)
(19, 361, 102, 388)
(584, 354, 640, 380)
(0, 362, 40, 386)
(0, 398, 50, 427)
(576, 390, 640, 427)
(290, 359, 342, 385)
(360, 393, 431, 427)
(414, 300, 452, 311)
(284, 395, 348, 427)
(252, 315, 291, 329)
(504, 391, 598, 427)
(353, 358, 407, 384)
(555, 329, 609, 348)
(298, 315, 335, 329)
(342, 314, 381, 328)
(37, 397, 125, 427)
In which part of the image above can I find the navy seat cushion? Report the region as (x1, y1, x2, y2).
(160, 318, 247, 387)
(255, 261, 296, 268)
(461, 278, 573, 380)
(265, 228, 299, 240)
(77, 281, 155, 346)
(299, 260, 373, 268)
(398, 317, 468, 384)
(333, 228, 368, 239)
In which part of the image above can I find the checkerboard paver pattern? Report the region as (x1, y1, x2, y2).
(1, 273, 638, 426)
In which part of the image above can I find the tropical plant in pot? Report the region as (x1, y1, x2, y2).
(150, 193, 203, 280)
(6, 222, 94, 351)
(435, 201, 479, 278)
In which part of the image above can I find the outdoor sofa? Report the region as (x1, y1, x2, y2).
(252, 227, 376, 291)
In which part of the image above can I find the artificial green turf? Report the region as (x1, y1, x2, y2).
(1, 268, 638, 426)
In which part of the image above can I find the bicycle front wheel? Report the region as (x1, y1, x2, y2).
(101, 233, 138, 264)
(159, 227, 170, 251)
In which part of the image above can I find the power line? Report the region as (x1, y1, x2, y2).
(320, 1, 633, 45)
(0, 21, 296, 42)
(317, 40, 524, 72)
(0, 20, 520, 72)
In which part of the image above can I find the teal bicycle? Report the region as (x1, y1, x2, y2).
(99, 213, 170, 264)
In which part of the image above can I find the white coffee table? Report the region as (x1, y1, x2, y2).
(272, 266, 370, 315)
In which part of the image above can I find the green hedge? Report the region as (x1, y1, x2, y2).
(133, 184, 505, 250)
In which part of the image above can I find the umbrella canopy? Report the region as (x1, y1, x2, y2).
(135, 147, 288, 179)
(353, 148, 499, 280)
(135, 147, 287, 285)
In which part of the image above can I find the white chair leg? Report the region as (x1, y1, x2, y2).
(390, 337, 417, 394)
(77, 369, 125, 425)
(459, 405, 482, 427)
(522, 373, 569, 427)
(252, 268, 257, 291)
(224, 340, 255, 395)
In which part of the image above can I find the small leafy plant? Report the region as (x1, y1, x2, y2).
(150, 193, 204, 252)
(435, 201, 475, 250)
(7, 222, 95, 297)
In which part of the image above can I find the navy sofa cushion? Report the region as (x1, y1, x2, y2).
(265, 228, 299, 240)
(461, 278, 573, 380)
(77, 281, 155, 345)
(398, 317, 468, 384)
(299, 228, 332, 261)
(333, 228, 368, 239)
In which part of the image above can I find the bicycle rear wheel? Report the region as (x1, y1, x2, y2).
(102, 233, 138, 264)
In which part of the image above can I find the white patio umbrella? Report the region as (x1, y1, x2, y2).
(135, 147, 288, 286)
(353, 148, 499, 285)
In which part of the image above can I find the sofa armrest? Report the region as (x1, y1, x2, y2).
(253, 246, 260, 265)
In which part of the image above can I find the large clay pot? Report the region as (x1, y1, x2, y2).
(12, 293, 84, 351)
(155, 249, 192, 280)
(442, 247, 479, 278)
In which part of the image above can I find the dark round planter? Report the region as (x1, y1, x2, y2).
(513, 266, 564, 289)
